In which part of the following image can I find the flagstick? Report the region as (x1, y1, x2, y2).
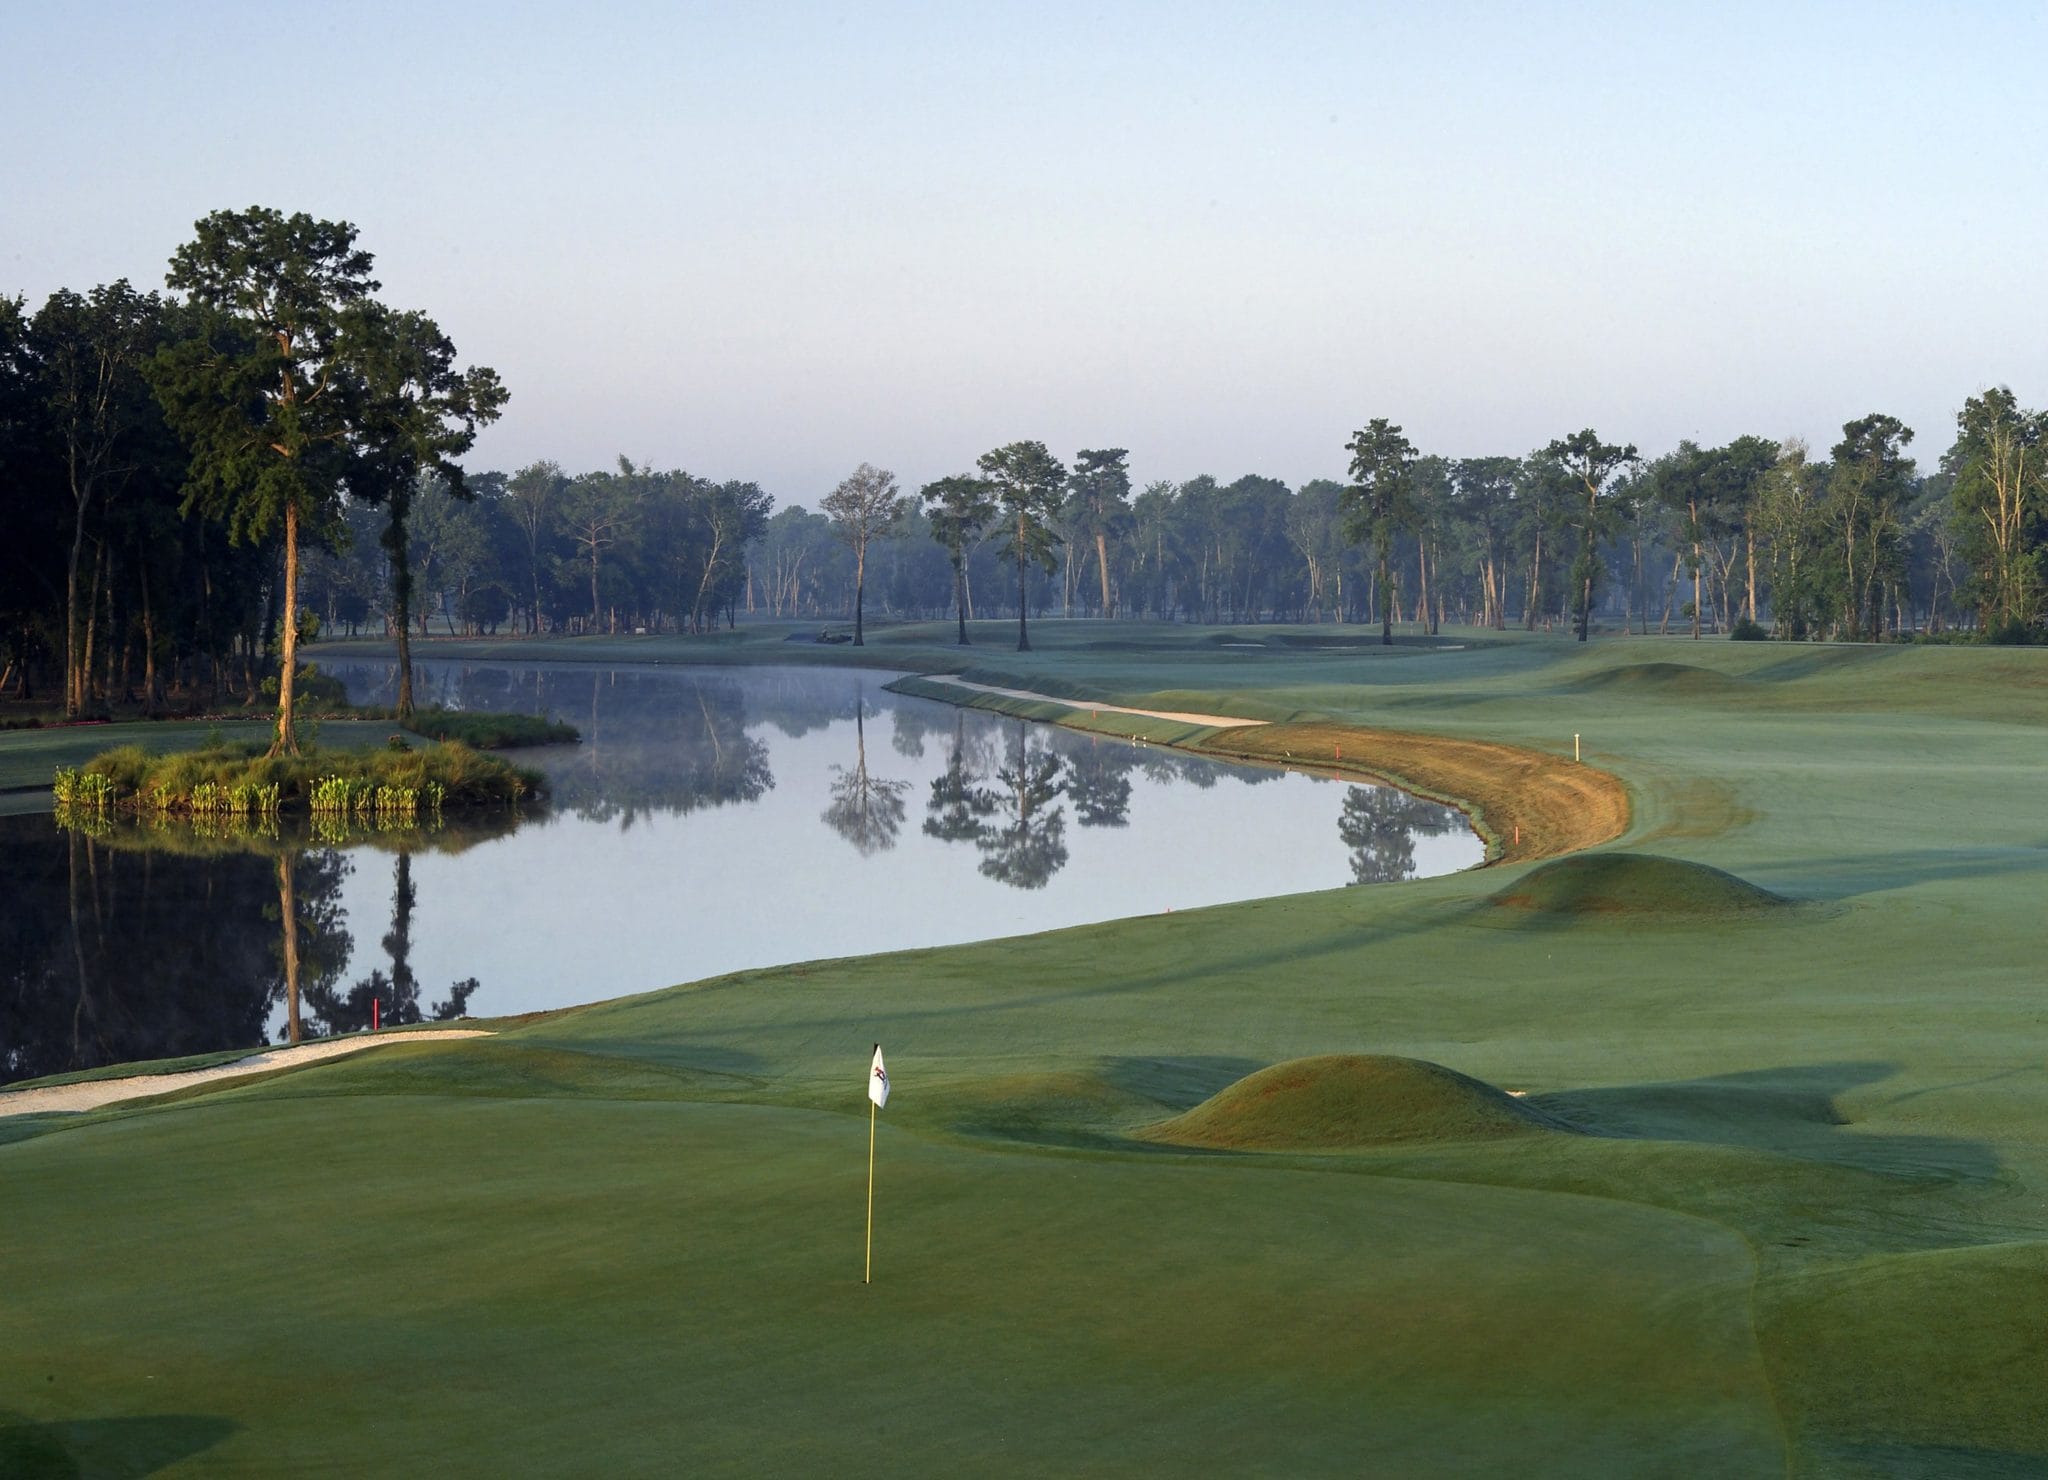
(864, 1099, 877, 1284)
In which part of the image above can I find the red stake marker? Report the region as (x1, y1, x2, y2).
(372, 998, 380, 1032)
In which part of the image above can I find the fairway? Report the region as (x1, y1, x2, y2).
(5, 625, 2047, 1478)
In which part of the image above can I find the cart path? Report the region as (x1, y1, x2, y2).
(924, 675, 1268, 729)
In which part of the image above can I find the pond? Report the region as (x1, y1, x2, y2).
(0, 662, 1482, 1086)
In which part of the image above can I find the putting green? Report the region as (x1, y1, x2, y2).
(4, 623, 2046, 1476)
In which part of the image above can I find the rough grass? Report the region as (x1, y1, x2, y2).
(1201, 720, 1631, 863)
(1139, 1054, 1565, 1149)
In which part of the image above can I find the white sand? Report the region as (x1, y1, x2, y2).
(922, 676, 1268, 730)
(0, 1030, 494, 1117)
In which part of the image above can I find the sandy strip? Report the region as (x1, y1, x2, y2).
(0, 1030, 494, 1117)
(925, 676, 1268, 730)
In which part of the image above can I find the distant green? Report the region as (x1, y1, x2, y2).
(5, 622, 2046, 1477)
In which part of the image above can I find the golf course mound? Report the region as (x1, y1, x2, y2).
(1485, 853, 1790, 918)
(1138, 1054, 1564, 1150)
(1569, 661, 1746, 695)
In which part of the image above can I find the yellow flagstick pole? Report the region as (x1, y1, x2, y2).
(864, 1098, 877, 1284)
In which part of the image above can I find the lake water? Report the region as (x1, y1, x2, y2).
(0, 661, 1481, 1086)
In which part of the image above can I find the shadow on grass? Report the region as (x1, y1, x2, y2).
(1098, 1055, 1263, 1111)
(0, 1412, 236, 1479)
(1749, 843, 2048, 901)
(1534, 1062, 2005, 1183)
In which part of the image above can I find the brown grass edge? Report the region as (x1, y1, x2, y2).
(1192, 721, 1630, 866)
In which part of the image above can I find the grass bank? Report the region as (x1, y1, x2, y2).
(6, 622, 2047, 1475)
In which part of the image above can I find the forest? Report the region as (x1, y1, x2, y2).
(5, 267, 2045, 721)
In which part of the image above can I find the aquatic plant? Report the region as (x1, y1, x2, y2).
(53, 739, 537, 825)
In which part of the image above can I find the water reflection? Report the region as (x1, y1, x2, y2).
(1066, 741, 1136, 829)
(324, 660, 1484, 907)
(0, 815, 516, 1086)
(306, 853, 479, 1034)
(823, 705, 911, 856)
(1338, 787, 1463, 885)
(547, 671, 774, 827)
(3, 662, 1484, 1084)
(969, 720, 1071, 890)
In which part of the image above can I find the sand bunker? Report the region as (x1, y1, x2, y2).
(0, 1030, 494, 1117)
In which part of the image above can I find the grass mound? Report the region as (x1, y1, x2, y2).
(1485, 853, 1789, 917)
(1138, 1054, 1563, 1150)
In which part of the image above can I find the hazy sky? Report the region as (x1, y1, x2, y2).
(6, 2, 2045, 505)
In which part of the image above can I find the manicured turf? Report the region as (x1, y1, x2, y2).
(5, 622, 2046, 1476)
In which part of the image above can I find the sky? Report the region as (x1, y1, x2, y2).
(5, 1, 2046, 506)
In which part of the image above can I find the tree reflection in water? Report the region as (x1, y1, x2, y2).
(924, 712, 998, 845)
(305, 852, 479, 1034)
(1337, 786, 1462, 884)
(2, 820, 296, 1085)
(528, 670, 775, 827)
(973, 719, 1070, 889)
(889, 702, 940, 760)
(822, 699, 910, 856)
(1064, 736, 1137, 828)
(3, 812, 518, 1087)
(923, 715, 1072, 888)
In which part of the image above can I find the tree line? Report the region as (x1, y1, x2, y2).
(2, 208, 504, 741)
(7, 208, 2044, 728)
(755, 413, 2045, 648)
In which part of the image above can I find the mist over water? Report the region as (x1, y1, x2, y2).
(0, 662, 1479, 1085)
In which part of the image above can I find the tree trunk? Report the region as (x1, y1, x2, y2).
(79, 542, 108, 713)
(1419, 539, 1436, 636)
(1096, 530, 1113, 618)
(64, 497, 90, 717)
(1015, 541, 1030, 652)
(853, 539, 866, 646)
(953, 555, 970, 645)
(1689, 501, 1703, 640)
(139, 561, 160, 714)
(1379, 540, 1392, 646)
(274, 499, 301, 754)
(389, 507, 416, 719)
(1745, 526, 1757, 622)
(529, 532, 543, 634)
(1525, 528, 1542, 631)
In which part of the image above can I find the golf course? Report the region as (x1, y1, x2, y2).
(3, 623, 2045, 1478)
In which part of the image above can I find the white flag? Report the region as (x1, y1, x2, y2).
(868, 1044, 889, 1108)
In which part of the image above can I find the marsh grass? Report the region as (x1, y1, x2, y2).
(52, 737, 539, 821)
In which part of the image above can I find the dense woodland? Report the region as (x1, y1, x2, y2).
(5, 254, 2045, 719)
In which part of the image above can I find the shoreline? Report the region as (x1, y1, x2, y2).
(889, 674, 1631, 866)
